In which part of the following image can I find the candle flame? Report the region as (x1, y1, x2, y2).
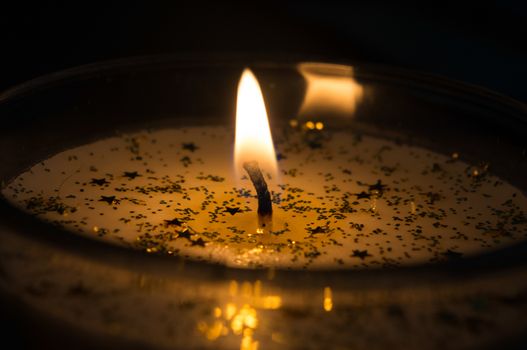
(234, 69, 277, 178)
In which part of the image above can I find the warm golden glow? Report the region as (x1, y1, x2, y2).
(298, 62, 364, 117)
(234, 69, 278, 178)
(261, 295, 282, 309)
(198, 280, 282, 349)
(229, 280, 238, 297)
(323, 286, 333, 312)
(197, 320, 226, 340)
(231, 304, 258, 333)
(241, 328, 259, 350)
(225, 303, 237, 320)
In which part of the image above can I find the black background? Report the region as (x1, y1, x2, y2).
(1, 1, 526, 349)
(0, 1, 526, 103)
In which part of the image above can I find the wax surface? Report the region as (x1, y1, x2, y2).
(3, 125, 527, 269)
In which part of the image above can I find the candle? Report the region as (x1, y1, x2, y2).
(3, 68, 527, 270)
(2, 59, 527, 350)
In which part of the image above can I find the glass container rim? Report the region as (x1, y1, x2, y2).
(1, 54, 527, 288)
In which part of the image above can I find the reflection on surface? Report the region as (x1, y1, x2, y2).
(3, 224, 527, 350)
(323, 286, 333, 312)
(298, 62, 364, 117)
(198, 280, 282, 350)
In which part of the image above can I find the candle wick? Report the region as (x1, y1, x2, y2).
(243, 161, 272, 216)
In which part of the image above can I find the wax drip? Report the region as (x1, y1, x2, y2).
(243, 161, 272, 216)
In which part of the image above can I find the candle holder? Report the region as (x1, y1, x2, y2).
(1, 55, 527, 349)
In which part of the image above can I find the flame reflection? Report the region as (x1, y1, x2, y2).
(198, 280, 282, 350)
(298, 63, 364, 117)
(323, 286, 333, 312)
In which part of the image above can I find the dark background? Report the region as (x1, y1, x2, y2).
(1, 1, 526, 349)
(0, 1, 526, 103)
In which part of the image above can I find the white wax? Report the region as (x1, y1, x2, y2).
(3, 125, 527, 269)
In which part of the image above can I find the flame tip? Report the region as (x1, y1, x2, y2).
(234, 68, 277, 177)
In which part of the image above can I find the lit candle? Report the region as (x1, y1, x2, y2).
(3, 68, 527, 270)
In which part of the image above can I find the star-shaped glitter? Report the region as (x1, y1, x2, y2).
(431, 163, 443, 172)
(190, 237, 206, 247)
(99, 195, 119, 205)
(307, 226, 329, 235)
(442, 249, 463, 260)
(123, 171, 141, 179)
(351, 249, 371, 260)
(368, 180, 387, 196)
(180, 156, 192, 167)
(90, 178, 109, 186)
(165, 218, 185, 226)
(182, 142, 198, 152)
(177, 229, 193, 240)
(426, 192, 442, 205)
(355, 191, 371, 199)
(225, 207, 241, 215)
(237, 189, 252, 198)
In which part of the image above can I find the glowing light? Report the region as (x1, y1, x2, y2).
(254, 280, 262, 297)
(225, 303, 237, 320)
(200, 320, 225, 340)
(231, 304, 258, 334)
(410, 201, 416, 214)
(370, 198, 377, 213)
(241, 328, 259, 350)
(262, 296, 282, 309)
(323, 286, 333, 312)
(229, 280, 238, 297)
(234, 69, 278, 178)
(199, 280, 282, 349)
(241, 281, 253, 298)
(298, 62, 364, 117)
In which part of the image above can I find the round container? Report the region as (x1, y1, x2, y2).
(1, 56, 527, 350)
